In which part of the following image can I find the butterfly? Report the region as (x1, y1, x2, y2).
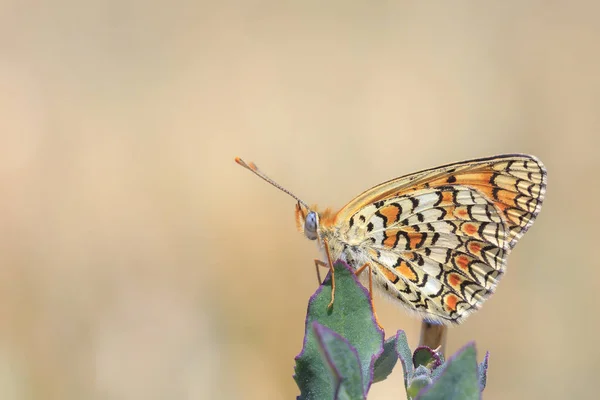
(235, 154, 546, 325)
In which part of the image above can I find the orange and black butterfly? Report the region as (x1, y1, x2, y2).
(236, 154, 546, 325)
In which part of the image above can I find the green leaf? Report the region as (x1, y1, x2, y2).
(407, 370, 433, 399)
(416, 343, 480, 400)
(372, 335, 398, 383)
(294, 260, 384, 399)
(395, 330, 413, 390)
(478, 351, 489, 392)
(312, 322, 364, 400)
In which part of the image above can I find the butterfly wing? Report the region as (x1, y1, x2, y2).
(335, 154, 546, 324)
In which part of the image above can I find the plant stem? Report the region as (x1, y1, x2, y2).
(419, 321, 447, 356)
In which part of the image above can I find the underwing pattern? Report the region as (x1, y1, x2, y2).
(237, 154, 547, 325)
(311, 154, 546, 324)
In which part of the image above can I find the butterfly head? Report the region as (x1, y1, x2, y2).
(295, 203, 337, 243)
(295, 202, 319, 240)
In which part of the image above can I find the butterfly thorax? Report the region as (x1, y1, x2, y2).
(295, 203, 368, 268)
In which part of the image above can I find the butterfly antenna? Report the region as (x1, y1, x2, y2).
(235, 157, 310, 209)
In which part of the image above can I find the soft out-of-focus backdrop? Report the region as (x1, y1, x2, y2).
(0, 1, 598, 399)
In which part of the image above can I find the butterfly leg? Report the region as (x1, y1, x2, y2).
(313, 259, 336, 309)
(313, 259, 328, 284)
(322, 237, 336, 309)
(355, 262, 384, 331)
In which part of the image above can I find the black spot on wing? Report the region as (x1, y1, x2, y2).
(466, 205, 475, 220)
(433, 192, 443, 207)
(483, 269, 502, 287)
(491, 187, 501, 201)
(397, 231, 411, 250)
(468, 190, 476, 204)
(484, 204, 494, 221)
(525, 182, 534, 197)
(410, 196, 420, 210)
(477, 222, 488, 239)
(489, 172, 499, 185)
(414, 253, 425, 266)
(525, 197, 537, 212)
(415, 233, 427, 248)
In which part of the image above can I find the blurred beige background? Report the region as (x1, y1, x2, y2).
(0, 1, 598, 399)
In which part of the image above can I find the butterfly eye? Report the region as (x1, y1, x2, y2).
(304, 211, 319, 240)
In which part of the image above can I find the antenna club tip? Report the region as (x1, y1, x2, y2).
(234, 157, 258, 171)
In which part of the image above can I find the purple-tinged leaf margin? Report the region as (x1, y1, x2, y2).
(417, 342, 480, 400)
(313, 322, 364, 399)
(294, 260, 384, 399)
